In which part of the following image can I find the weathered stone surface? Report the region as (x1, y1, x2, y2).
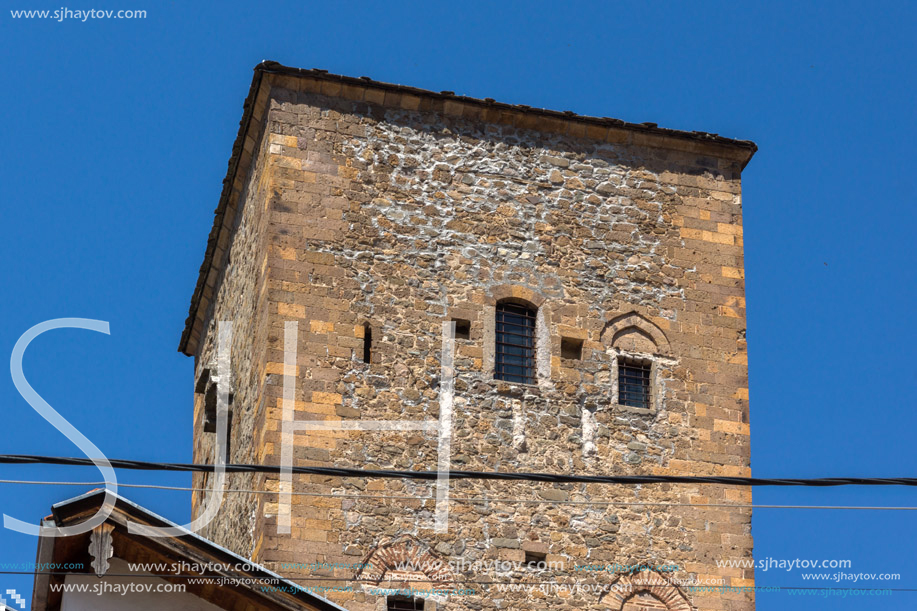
(189, 72, 754, 611)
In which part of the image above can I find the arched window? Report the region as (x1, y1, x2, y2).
(495, 301, 537, 384)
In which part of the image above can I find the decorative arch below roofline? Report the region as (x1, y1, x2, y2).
(601, 311, 672, 356)
(600, 569, 695, 611)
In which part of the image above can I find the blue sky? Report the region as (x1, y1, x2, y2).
(1, 1, 915, 608)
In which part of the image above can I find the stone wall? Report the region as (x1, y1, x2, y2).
(191, 113, 273, 559)
(190, 74, 754, 611)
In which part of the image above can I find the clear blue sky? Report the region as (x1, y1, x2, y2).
(1, 1, 915, 608)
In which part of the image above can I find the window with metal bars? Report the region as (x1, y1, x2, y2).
(387, 596, 424, 611)
(618, 357, 651, 409)
(495, 301, 537, 384)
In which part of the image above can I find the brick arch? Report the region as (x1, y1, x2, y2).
(601, 312, 671, 356)
(485, 284, 549, 309)
(354, 535, 454, 584)
(600, 569, 694, 611)
(621, 591, 672, 611)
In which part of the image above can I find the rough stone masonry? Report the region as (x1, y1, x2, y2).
(181, 62, 757, 611)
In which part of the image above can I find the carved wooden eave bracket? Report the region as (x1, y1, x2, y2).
(88, 522, 115, 577)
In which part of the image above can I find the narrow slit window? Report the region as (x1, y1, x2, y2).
(362, 324, 372, 364)
(618, 357, 651, 409)
(223, 411, 233, 464)
(203, 384, 217, 433)
(204, 385, 233, 438)
(195, 368, 211, 394)
(495, 302, 536, 385)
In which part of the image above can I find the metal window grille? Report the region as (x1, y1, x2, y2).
(387, 597, 424, 611)
(495, 302, 537, 384)
(618, 358, 651, 409)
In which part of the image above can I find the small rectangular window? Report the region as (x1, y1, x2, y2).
(387, 596, 424, 611)
(452, 318, 471, 340)
(618, 357, 651, 409)
(525, 550, 547, 569)
(560, 337, 583, 360)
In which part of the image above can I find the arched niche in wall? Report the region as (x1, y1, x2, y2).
(600, 312, 671, 356)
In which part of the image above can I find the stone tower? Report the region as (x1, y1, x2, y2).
(181, 61, 756, 611)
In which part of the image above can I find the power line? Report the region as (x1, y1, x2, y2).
(0, 570, 912, 591)
(1, 478, 915, 511)
(3, 455, 917, 487)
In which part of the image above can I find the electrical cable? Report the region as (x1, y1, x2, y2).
(5, 459, 913, 596)
(0, 570, 913, 591)
(3, 455, 916, 487)
(1, 478, 915, 510)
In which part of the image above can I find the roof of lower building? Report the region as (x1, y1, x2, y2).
(32, 489, 349, 611)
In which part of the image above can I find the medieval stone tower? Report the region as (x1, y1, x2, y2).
(181, 61, 756, 611)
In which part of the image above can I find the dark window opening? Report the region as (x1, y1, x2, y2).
(452, 318, 471, 340)
(203, 384, 233, 434)
(203, 384, 217, 433)
(362, 324, 372, 364)
(618, 357, 651, 409)
(223, 411, 233, 464)
(195, 368, 211, 394)
(387, 596, 424, 611)
(495, 302, 536, 385)
(560, 337, 583, 360)
(525, 550, 547, 569)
